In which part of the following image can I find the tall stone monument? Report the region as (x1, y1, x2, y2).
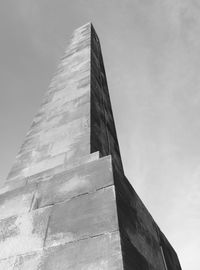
(0, 23, 181, 269)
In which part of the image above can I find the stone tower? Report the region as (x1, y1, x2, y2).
(0, 23, 181, 269)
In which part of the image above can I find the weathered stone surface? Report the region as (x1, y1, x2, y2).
(14, 252, 42, 270)
(0, 256, 16, 270)
(0, 178, 27, 196)
(113, 168, 182, 270)
(23, 154, 65, 178)
(35, 155, 113, 208)
(27, 152, 99, 184)
(1, 22, 181, 270)
(13, 231, 122, 270)
(160, 232, 182, 270)
(0, 206, 51, 259)
(64, 151, 99, 170)
(6, 23, 91, 183)
(40, 116, 89, 147)
(0, 183, 36, 220)
(42, 232, 123, 270)
(45, 185, 118, 247)
(90, 25, 124, 173)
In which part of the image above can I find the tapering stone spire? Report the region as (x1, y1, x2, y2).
(0, 23, 181, 270)
(7, 22, 123, 183)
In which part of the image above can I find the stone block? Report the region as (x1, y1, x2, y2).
(14, 252, 42, 270)
(0, 183, 36, 220)
(46, 91, 90, 120)
(56, 102, 90, 127)
(35, 155, 113, 208)
(43, 232, 123, 270)
(0, 256, 16, 270)
(23, 154, 65, 178)
(27, 152, 99, 185)
(51, 80, 90, 105)
(115, 172, 164, 269)
(64, 151, 99, 171)
(41, 115, 89, 146)
(50, 130, 90, 157)
(0, 206, 51, 259)
(0, 178, 27, 196)
(45, 185, 118, 247)
(15, 231, 123, 270)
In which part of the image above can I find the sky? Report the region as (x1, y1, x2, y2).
(0, 1, 199, 269)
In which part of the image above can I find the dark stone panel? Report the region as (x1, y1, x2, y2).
(90, 24, 124, 175)
(121, 230, 154, 270)
(160, 232, 182, 270)
(113, 167, 181, 270)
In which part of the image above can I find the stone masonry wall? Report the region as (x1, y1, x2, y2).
(114, 167, 182, 270)
(0, 22, 182, 270)
(7, 24, 92, 182)
(0, 23, 124, 270)
(90, 25, 124, 175)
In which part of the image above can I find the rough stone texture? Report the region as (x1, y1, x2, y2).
(0, 183, 36, 220)
(114, 168, 182, 270)
(7, 231, 123, 270)
(35, 155, 113, 209)
(6, 23, 91, 183)
(0, 206, 51, 259)
(90, 25, 124, 174)
(0, 257, 16, 270)
(45, 186, 118, 248)
(0, 22, 182, 269)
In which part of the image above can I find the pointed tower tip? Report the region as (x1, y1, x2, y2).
(83, 21, 94, 30)
(75, 22, 95, 32)
(84, 21, 93, 27)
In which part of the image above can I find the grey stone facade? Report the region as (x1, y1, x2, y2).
(0, 23, 181, 269)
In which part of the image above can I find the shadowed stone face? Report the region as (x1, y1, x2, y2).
(0, 22, 181, 270)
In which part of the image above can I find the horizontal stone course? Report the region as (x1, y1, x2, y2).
(0, 178, 27, 196)
(0, 153, 102, 215)
(0, 161, 117, 261)
(41, 231, 123, 270)
(45, 185, 118, 248)
(0, 230, 123, 270)
(23, 154, 66, 178)
(27, 152, 100, 184)
(35, 155, 113, 209)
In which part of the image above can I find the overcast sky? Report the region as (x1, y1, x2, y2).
(0, 1, 200, 269)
